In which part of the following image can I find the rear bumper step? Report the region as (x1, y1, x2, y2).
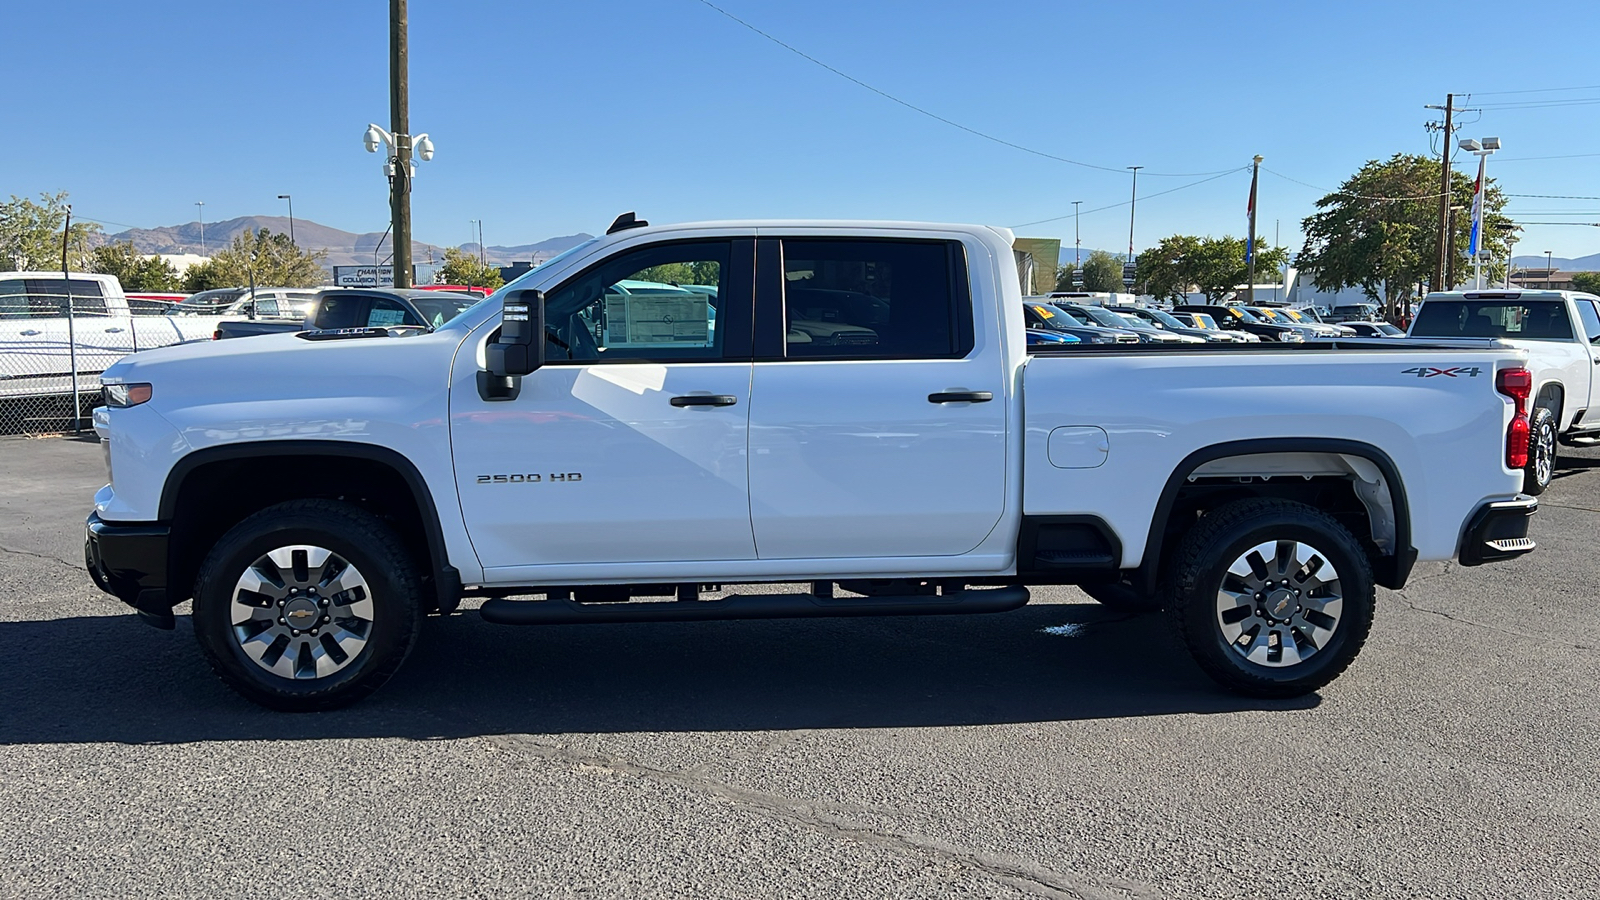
(1459, 496, 1538, 566)
(479, 585, 1031, 626)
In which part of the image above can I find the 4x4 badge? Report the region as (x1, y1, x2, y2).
(1401, 366, 1482, 378)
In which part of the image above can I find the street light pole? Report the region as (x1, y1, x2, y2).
(195, 201, 205, 255)
(1126, 166, 1143, 279)
(1072, 200, 1082, 269)
(277, 194, 296, 248)
(1546, 250, 1554, 289)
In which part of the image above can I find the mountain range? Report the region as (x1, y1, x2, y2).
(100, 215, 593, 269)
(1511, 253, 1600, 271)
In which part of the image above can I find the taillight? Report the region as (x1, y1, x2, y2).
(1496, 367, 1532, 469)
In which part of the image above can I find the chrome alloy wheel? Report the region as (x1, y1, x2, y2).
(1534, 418, 1556, 487)
(229, 545, 375, 680)
(1215, 540, 1343, 668)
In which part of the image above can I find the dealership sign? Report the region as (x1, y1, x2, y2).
(332, 266, 394, 287)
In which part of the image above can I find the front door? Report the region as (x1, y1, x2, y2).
(452, 238, 758, 569)
(746, 237, 1007, 560)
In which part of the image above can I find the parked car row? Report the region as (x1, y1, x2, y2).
(1022, 297, 1406, 347)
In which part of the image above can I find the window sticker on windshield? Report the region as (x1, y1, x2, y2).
(1035, 306, 1054, 318)
(369, 307, 406, 327)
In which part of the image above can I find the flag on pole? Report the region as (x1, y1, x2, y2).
(1468, 156, 1486, 258)
(1245, 175, 1256, 264)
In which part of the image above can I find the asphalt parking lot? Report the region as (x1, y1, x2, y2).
(2, 435, 1596, 899)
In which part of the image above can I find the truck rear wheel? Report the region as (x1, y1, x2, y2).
(1523, 405, 1556, 496)
(1168, 498, 1375, 698)
(191, 500, 423, 711)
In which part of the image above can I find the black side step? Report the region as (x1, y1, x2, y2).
(479, 585, 1030, 626)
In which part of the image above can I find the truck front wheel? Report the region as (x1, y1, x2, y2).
(1168, 499, 1375, 698)
(191, 500, 423, 711)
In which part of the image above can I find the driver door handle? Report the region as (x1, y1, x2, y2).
(928, 391, 993, 404)
(670, 394, 738, 407)
(20, 329, 41, 336)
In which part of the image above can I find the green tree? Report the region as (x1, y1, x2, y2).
(629, 260, 721, 287)
(181, 228, 326, 292)
(1297, 153, 1513, 320)
(89, 241, 180, 291)
(1571, 272, 1600, 295)
(1080, 249, 1126, 293)
(1136, 234, 1289, 303)
(436, 246, 505, 290)
(0, 191, 102, 271)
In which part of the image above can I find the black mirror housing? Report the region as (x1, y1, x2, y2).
(486, 289, 545, 377)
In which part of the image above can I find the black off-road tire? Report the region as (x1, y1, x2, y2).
(1168, 498, 1376, 698)
(1523, 405, 1557, 496)
(192, 500, 423, 711)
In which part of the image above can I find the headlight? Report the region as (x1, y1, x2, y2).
(1282, 332, 1304, 343)
(1093, 336, 1115, 344)
(104, 382, 153, 408)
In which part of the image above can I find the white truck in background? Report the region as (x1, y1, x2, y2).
(86, 217, 1538, 711)
(1410, 288, 1600, 494)
(0, 272, 215, 399)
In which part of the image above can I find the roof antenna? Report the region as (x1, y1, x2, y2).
(607, 211, 649, 235)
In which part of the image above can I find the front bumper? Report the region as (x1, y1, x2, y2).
(85, 512, 174, 628)
(1458, 496, 1538, 566)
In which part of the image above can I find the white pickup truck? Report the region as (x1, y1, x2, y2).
(1410, 289, 1600, 495)
(0, 272, 215, 399)
(85, 218, 1539, 711)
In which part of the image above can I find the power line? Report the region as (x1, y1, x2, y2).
(1260, 167, 1447, 203)
(689, 0, 1237, 178)
(1008, 167, 1246, 229)
(1506, 193, 1600, 200)
(1466, 84, 1600, 96)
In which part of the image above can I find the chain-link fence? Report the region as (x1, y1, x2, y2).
(1, 278, 200, 436)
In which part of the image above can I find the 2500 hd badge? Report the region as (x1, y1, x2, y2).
(476, 473, 583, 483)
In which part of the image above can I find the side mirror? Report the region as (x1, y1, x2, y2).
(486, 289, 545, 376)
(481, 289, 544, 401)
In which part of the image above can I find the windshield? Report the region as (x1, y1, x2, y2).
(458, 237, 603, 326)
(1411, 299, 1574, 341)
(1185, 312, 1219, 329)
(1140, 308, 1188, 329)
(410, 294, 483, 330)
(1073, 306, 1137, 328)
(168, 288, 245, 315)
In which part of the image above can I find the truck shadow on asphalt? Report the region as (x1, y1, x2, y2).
(1552, 453, 1600, 483)
(0, 603, 1318, 746)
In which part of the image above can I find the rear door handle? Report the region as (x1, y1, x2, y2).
(104, 327, 124, 333)
(20, 329, 41, 336)
(670, 394, 738, 407)
(928, 391, 993, 404)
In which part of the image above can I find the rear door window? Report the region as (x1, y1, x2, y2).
(778, 239, 972, 359)
(1577, 299, 1600, 343)
(23, 278, 108, 316)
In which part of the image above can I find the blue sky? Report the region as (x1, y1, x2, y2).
(5, 0, 1599, 259)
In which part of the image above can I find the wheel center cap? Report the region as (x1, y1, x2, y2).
(1266, 588, 1297, 619)
(284, 598, 319, 629)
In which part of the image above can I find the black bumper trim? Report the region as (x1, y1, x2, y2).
(85, 513, 173, 626)
(1459, 496, 1538, 567)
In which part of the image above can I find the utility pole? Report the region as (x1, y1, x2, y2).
(1126, 166, 1143, 290)
(478, 220, 486, 266)
(1247, 155, 1262, 305)
(195, 201, 205, 254)
(1428, 94, 1456, 291)
(390, 0, 412, 288)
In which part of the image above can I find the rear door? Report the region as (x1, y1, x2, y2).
(746, 236, 1007, 560)
(1572, 297, 1600, 425)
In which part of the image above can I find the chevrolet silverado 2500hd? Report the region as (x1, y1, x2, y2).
(86, 218, 1538, 711)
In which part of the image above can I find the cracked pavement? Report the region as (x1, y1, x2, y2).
(2, 436, 1596, 899)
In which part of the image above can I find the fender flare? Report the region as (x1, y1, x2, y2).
(159, 440, 460, 609)
(1133, 438, 1415, 593)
